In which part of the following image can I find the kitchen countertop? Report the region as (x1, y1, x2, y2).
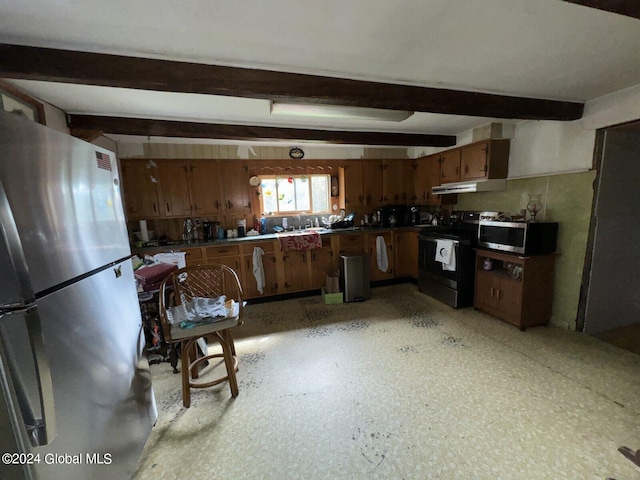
(133, 225, 428, 253)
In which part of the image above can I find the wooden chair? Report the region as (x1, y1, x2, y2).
(158, 264, 244, 407)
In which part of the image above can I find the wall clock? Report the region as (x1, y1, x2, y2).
(289, 147, 304, 159)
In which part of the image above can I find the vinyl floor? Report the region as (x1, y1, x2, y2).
(133, 284, 640, 480)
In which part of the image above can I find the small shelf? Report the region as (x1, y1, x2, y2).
(474, 248, 556, 331)
(478, 256, 523, 282)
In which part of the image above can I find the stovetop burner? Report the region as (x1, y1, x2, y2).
(420, 211, 481, 244)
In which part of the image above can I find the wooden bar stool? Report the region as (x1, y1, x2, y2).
(158, 264, 244, 408)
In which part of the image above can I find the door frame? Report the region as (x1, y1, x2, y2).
(576, 119, 640, 332)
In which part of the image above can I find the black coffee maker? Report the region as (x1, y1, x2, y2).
(381, 205, 408, 228)
(203, 222, 214, 240)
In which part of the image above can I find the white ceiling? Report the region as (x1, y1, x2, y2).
(1, 0, 639, 143)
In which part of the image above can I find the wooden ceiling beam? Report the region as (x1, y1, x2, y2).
(0, 44, 584, 121)
(67, 115, 457, 147)
(562, 1, 640, 20)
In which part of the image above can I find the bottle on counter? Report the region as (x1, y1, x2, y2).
(261, 216, 267, 234)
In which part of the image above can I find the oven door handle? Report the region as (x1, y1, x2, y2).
(419, 237, 460, 246)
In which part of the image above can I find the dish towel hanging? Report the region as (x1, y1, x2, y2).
(252, 246, 265, 294)
(376, 236, 389, 272)
(435, 239, 456, 271)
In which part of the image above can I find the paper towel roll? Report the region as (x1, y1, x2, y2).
(139, 220, 149, 242)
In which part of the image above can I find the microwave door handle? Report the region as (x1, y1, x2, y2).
(0, 181, 56, 446)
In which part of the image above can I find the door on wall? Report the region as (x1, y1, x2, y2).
(580, 121, 640, 345)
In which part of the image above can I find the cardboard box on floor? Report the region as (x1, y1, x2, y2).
(322, 272, 343, 304)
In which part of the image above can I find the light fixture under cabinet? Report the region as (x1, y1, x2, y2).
(270, 101, 414, 122)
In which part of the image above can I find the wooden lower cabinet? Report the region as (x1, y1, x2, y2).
(141, 228, 423, 300)
(182, 247, 204, 267)
(394, 231, 418, 278)
(474, 249, 555, 331)
(309, 238, 335, 289)
(241, 242, 278, 298)
(282, 251, 310, 293)
(367, 232, 394, 281)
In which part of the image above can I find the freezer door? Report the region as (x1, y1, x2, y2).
(0, 111, 131, 295)
(23, 259, 156, 480)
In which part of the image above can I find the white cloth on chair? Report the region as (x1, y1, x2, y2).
(166, 296, 228, 324)
(435, 239, 456, 271)
(252, 246, 265, 294)
(376, 236, 389, 272)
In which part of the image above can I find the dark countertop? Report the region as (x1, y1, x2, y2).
(132, 225, 428, 253)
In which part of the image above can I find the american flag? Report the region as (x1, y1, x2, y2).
(96, 151, 112, 171)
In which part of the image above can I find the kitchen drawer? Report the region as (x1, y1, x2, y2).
(367, 232, 393, 245)
(339, 233, 366, 253)
(242, 241, 275, 255)
(205, 244, 241, 258)
(181, 247, 203, 260)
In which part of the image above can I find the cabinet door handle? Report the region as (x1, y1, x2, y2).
(490, 287, 495, 297)
(496, 289, 501, 300)
(215, 200, 221, 209)
(227, 200, 232, 210)
(153, 202, 157, 212)
(302, 254, 307, 263)
(464, 165, 469, 174)
(166, 202, 170, 213)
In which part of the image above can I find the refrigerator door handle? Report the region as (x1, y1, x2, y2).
(0, 180, 56, 445)
(0, 306, 57, 447)
(0, 179, 35, 308)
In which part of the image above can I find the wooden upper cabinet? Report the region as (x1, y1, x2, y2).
(189, 160, 224, 215)
(439, 148, 461, 184)
(362, 160, 384, 207)
(460, 139, 510, 181)
(120, 159, 161, 219)
(219, 161, 252, 214)
(340, 160, 363, 208)
(157, 160, 192, 217)
(413, 154, 441, 205)
(382, 158, 413, 203)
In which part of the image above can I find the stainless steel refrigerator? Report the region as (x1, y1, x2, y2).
(0, 110, 157, 480)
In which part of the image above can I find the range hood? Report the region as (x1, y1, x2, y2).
(432, 178, 506, 195)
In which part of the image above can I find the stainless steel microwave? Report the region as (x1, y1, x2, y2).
(478, 221, 558, 255)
